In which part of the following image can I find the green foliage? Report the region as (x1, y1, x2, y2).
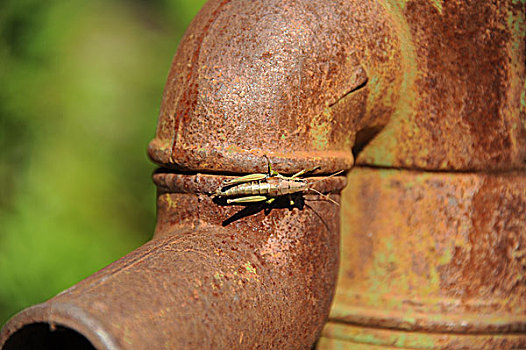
(0, 0, 206, 324)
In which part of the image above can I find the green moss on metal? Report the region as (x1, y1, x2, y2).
(367, 75, 381, 103)
(507, 2, 526, 137)
(361, 0, 419, 167)
(386, 0, 443, 12)
(226, 144, 243, 154)
(310, 109, 331, 151)
(326, 322, 438, 348)
(429, 0, 443, 14)
(369, 234, 400, 298)
(163, 194, 178, 209)
(244, 262, 257, 274)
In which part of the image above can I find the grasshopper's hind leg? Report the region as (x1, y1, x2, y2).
(227, 195, 268, 204)
(222, 173, 267, 186)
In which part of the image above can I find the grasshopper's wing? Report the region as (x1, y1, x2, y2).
(227, 195, 267, 204)
(222, 173, 267, 186)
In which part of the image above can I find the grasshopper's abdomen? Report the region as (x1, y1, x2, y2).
(219, 178, 308, 198)
(221, 181, 273, 197)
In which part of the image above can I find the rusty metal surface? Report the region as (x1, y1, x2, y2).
(2, 0, 525, 348)
(319, 322, 526, 350)
(149, 0, 526, 174)
(357, 0, 526, 171)
(148, 0, 402, 174)
(322, 167, 526, 349)
(0, 173, 345, 350)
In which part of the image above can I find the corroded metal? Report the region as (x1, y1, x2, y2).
(148, 0, 402, 174)
(148, 0, 526, 174)
(319, 322, 526, 350)
(320, 168, 526, 349)
(319, 0, 526, 348)
(0, 174, 345, 350)
(357, 0, 526, 171)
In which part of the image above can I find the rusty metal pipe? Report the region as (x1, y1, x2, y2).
(316, 0, 526, 348)
(2, 0, 525, 348)
(0, 174, 345, 349)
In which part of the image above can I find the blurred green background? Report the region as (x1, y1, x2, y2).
(0, 0, 206, 325)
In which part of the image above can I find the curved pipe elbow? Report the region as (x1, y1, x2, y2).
(148, 0, 403, 175)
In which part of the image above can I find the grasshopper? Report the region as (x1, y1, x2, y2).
(214, 158, 342, 205)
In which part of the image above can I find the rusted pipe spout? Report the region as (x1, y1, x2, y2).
(0, 174, 345, 349)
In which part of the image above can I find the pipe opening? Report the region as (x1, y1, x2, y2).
(2, 323, 95, 350)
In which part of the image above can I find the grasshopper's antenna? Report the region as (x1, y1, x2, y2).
(307, 188, 340, 206)
(310, 169, 346, 183)
(306, 169, 345, 205)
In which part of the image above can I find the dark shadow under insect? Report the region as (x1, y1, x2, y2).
(216, 194, 305, 226)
